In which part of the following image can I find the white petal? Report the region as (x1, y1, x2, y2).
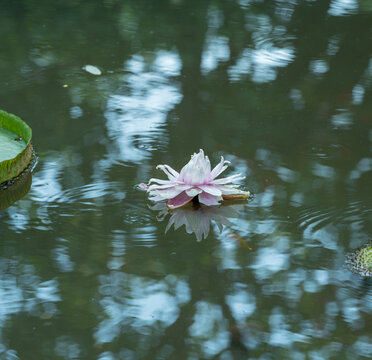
(210, 156, 230, 179)
(150, 187, 184, 199)
(180, 150, 211, 185)
(212, 174, 245, 185)
(148, 178, 174, 185)
(156, 165, 180, 181)
(217, 185, 249, 195)
(148, 183, 178, 191)
(195, 149, 211, 174)
(186, 188, 202, 197)
(149, 195, 167, 202)
(204, 155, 212, 174)
(174, 184, 193, 192)
(198, 184, 222, 196)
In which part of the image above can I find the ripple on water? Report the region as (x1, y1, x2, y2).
(298, 143, 351, 160)
(336, 268, 372, 309)
(14, 180, 126, 232)
(31, 181, 126, 207)
(120, 205, 158, 246)
(296, 201, 371, 235)
(291, 201, 372, 272)
(26, 178, 157, 246)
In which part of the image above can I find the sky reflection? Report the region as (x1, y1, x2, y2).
(328, 0, 359, 16)
(104, 51, 182, 165)
(0, 0, 372, 358)
(95, 273, 190, 344)
(0, 258, 61, 334)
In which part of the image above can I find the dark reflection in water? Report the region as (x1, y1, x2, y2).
(0, 169, 32, 210)
(0, 0, 372, 359)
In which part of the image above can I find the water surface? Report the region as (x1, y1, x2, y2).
(0, 1, 372, 359)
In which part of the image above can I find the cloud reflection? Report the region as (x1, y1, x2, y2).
(228, 46, 295, 83)
(95, 273, 190, 344)
(328, 0, 358, 16)
(104, 51, 182, 164)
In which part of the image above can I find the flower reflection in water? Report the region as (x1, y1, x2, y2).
(152, 200, 246, 241)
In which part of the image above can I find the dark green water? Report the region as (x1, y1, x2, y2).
(1, 1, 372, 359)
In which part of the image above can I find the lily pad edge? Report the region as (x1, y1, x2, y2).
(0, 110, 33, 184)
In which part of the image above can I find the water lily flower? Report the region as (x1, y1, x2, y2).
(139, 149, 250, 209)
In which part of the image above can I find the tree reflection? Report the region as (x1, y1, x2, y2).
(0, 0, 372, 359)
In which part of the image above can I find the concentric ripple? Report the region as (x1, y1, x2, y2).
(31, 181, 125, 207)
(296, 201, 372, 234)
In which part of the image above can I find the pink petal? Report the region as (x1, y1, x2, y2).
(198, 192, 222, 206)
(198, 184, 222, 196)
(167, 191, 194, 209)
(137, 183, 149, 191)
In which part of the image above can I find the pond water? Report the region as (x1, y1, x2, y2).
(1, 1, 372, 359)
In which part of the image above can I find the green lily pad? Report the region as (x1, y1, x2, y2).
(0, 110, 33, 184)
(345, 244, 372, 277)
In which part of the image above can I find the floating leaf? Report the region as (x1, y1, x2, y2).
(0, 110, 33, 184)
(83, 64, 102, 75)
(345, 244, 372, 277)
